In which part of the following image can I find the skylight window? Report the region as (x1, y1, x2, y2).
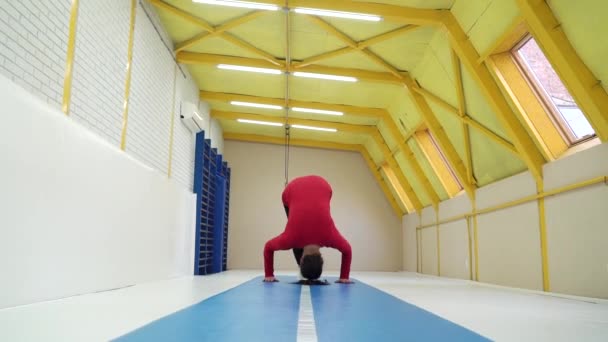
(513, 36, 596, 144)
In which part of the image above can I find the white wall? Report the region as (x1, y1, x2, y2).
(403, 142, 608, 299)
(223, 141, 402, 274)
(0, 75, 196, 309)
(0, 0, 223, 192)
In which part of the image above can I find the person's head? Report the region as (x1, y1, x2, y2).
(300, 253, 323, 280)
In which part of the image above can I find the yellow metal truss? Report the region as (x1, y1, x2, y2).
(178, 52, 403, 85)
(441, 12, 546, 183)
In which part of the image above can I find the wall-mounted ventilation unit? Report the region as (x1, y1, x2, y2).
(181, 101, 210, 133)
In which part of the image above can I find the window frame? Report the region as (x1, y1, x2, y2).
(511, 34, 596, 146)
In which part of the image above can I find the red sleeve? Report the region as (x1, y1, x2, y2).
(328, 231, 352, 280)
(263, 233, 291, 277)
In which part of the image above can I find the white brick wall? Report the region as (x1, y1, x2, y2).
(70, 0, 130, 146)
(0, 0, 221, 192)
(173, 73, 199, 191)
(0, 1, 70, 107)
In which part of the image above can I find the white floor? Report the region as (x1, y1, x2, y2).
(1, 270, 607, 341)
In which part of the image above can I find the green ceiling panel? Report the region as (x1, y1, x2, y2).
(188, 36, 264, 58)
(467, 0, 520, 55)
(316, 17, 403, 42)
(450, 0, 493, 34)
(427, 101, 466, 162)
(368, 26, 437, 71)
(316, 53, 389, 72)
(469, 129, 527, 187)
(460, 65, 510, 141)
(193, 66, 284, 98)
(548, 0, 608, 93)
(388, 90, 421, 131)
(412, 44, 459, 108)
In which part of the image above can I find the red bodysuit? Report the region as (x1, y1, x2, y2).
(263, 175, 352, 279)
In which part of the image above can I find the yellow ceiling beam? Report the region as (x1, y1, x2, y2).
(300, 64, 403, 85)
(175, 11, 267, 52)
(515, 0, 608, 142)
(293, 24, 418, 70)
(295, 47, 353, 68)
(282, 0, 445, 26)
(360, 49, 404, 80)
(305, 16, 357, 48)
(381, 112, 441, 206)
(148, 0, 214, 32)
(413, 86, 518, 156)
(451, 48, 475, 185)
(224, 132, 360, 152)
(404, 76, 474, 199)
(150, 0, 279, 64)
(200, 91, 387, 118)
(305, 17, 405, 79)
(371, 130, 423, 211)
(220, 33, 282, 66)
(178, 52, 402, 84)
(359, 147, 406, 216)
(402, 121, 426, 143)
(442, 12, 546, 183)
(212, 110, 376, 134)
(358, 25, 419, 50)
(476, 15, 525, 64)
(487, 52, 567, 160)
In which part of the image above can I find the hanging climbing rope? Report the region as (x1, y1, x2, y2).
(284, 0, 291, 187)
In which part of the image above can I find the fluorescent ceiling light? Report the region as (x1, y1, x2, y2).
(194, 0, 279, 11)
(231, 101, 283, 110)
(293, 72, 357, 82)
(237, 119, 284, 127)
(218, 64, 283, 75)
(291, 107, 343, 116)
(294, 8, 381, 22)
(291, 124, 337, 132)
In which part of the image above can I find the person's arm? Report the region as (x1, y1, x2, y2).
(263, 233, 290, 280)
(329, 232, 352, 282)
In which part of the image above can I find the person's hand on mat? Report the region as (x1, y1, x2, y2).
(263, 277, 279, 282)
(336, 279, 354, 284)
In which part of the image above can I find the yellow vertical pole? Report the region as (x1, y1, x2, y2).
(537, 180, 551, 291)
(61, 0, 80, 115)
(415, 228, 420, 273)
(418, 213, 423, 273)
(120, 0, 137, 151)
(436, 208, 441, 276)
(466, 215, 473, 280)
(472, 197, 479, 281)
(167, 64, 178, 177)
